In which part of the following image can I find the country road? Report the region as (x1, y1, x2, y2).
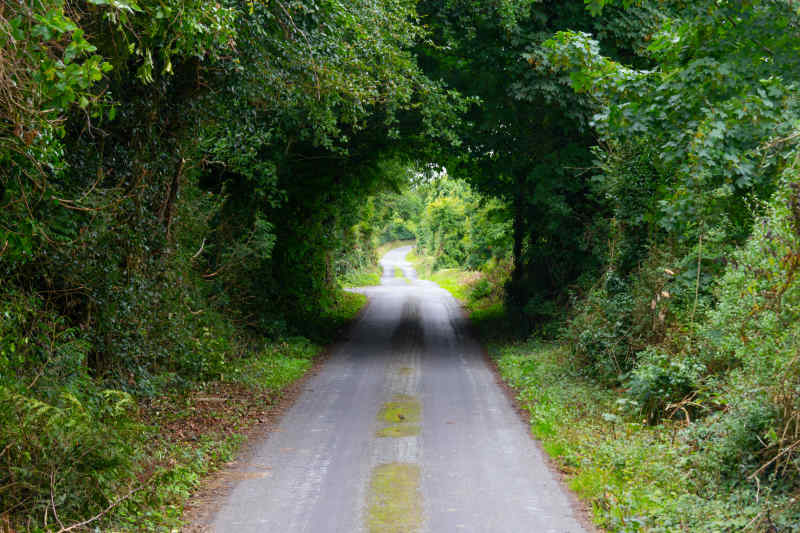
(209, 246, 588, 532)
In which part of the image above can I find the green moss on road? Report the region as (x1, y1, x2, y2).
(378, 395, 421, 424)
(376, 394, 421, 438)
(366, 463, 422, 533)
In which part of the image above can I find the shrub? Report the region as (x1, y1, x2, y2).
(0, 385, 139, 529)
(469, 278, 492, 301)
(693, 177, 800, 485)
(626, 348, 705, 424)
(684, 390, 780, 484)
(565, 272, 637, 379)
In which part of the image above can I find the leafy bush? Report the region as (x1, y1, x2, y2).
(683, 391, 779, 484)
(566, 272, 637, 379)
(696, 176, 800, 484)
(469, 278, 492, 301)
(0, 385, 139, 528)
(626, 348, 704, 424)
(0, 291, 88, 391)
(182, 325, 232, 381)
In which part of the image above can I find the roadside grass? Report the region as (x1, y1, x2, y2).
(490, 339, 688, 531)
(407, 250, 507, 319)
(227, 337, 317, 392)
(316, 290, 368, 338)
(429, 269, 481, 301)
(468, 301, 515, 341)
(486, 336, 800, 531)
(341, 268, 381, 287)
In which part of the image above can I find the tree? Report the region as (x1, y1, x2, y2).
(417, 0, 646, 326)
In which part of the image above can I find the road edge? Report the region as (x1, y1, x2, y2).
(454, 302, 602, 533)
(181, 295, 374, 531)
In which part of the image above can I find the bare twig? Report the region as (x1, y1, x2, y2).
(0, 481, 20, 494)
(203, 267, 225, 279)
(49, 470, 65, 531)
(690, 230, 703, 325)
(54, 194, 129, 213)
(191, 238, 206, 259)
(749, 439, 800, 479)
(54, 483, 149, 533)
(763, 131, 800, 150)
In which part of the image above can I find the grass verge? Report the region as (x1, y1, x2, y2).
(341, 268, 382, 287)
(407, 250, 508, 319)
(428, 269, 481, 301)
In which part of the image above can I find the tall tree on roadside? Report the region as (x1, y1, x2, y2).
(416, 0, 650, 326)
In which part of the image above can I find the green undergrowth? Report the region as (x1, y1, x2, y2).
(0, 338, 314, 531)
(488, 339, 800, 531)
(341, 268, 382, 288)
(0, 290, 367, 531)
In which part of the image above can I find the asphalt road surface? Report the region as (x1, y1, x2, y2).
(210, 246, 588, 532)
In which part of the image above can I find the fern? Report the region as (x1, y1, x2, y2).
(0, 385, 139, 530)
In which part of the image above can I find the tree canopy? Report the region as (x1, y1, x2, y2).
(3, 0, 800, 529)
